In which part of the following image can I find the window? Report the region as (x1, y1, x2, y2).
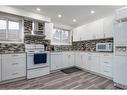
(52, 28, 61, 44)
(8, 21, 20, 41)
(52, 28, 71, 45)
(0, 19, 22, 42)
(61, 30, 70, 44)
(0, 20, 7, 40)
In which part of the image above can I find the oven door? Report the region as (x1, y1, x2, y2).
(27, 52, 49, 69)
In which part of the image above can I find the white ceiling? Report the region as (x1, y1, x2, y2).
(11, 6, 123, 27)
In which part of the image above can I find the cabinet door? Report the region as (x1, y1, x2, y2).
(103, 15, 114, 38)
(62, 52, 75, 68)
(74, 52, 80, 67)
(113, 56, 127, 85)
(45, 23, 53, 40)
(51, 53, 62, 71)
(62, 53, 69, 68)
(73, 26, 85, 41)
(114, 21, 127, 44)
(75, 52, 83, 68)
(0, 55, 1, 81)
(90, 55, 100, 73)
(68, 53, 75, 67)
(86, 55, 92, 71)
(73, 28, 80, 41)
(86, 23, 93, 40)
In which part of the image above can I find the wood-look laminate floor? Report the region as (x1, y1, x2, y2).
(0, 70, 119, 89)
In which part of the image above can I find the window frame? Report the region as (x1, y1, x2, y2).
(52, 27, 72, 45)
(0, 18, 23, 43)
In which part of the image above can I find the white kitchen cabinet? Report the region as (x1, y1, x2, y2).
(103, 15, 114, 38)
(88, 19, 104, 40)
(2, 53, 26, 81)
(45, 22, 53, 40)
(50, 53, 63, 71)
(73, 27, 83, 41)
(74, 52, 80, 67)
(114, 21, 127, 45)
(62, 52, 74, 68)
(116, 7, 127, 20)
(75, 52, 88, 69)
(73, 15, 114, 41)
(100, 53, 113, 78)
(80, 52, 88, 69)
(0, 54, 1, 81)
(86, 53, 100, 73)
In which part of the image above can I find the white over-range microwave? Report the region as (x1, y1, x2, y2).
(96, 43, 113, 52)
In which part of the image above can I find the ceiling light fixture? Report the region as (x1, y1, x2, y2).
(58, 14, 62, 18)
(73, 19, 77, 22)
(91, 10, 95, 14)
(36, 8, 41, 11)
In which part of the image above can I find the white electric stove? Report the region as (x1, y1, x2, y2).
(25, 44, 50, 79)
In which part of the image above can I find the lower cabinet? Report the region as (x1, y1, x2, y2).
(74, 52, 113, 78)
(1, 53, 26, 81)
(75, 52, 87, 69)
(51, 52, 75, 71)
(62, 52, 74, 68)
(0, 54, 1, 81)
(100, 53, 113, 78)
(50, 53, 63, 71)
(87, 53, 100, 73)
(50, 51, 113, 78)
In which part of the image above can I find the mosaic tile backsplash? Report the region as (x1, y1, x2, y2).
(72, 38, 113, 51)
(0, 37, 113, 53)
(24, 35, 48, 44)
(0, 43, 25, 53)
(51, 38, 113, 52)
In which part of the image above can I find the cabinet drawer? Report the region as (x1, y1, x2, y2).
(101, 53, 113, 57)
(2, 53, 26, 59)
(2, 58, 26, 70)
(2, 69, 26, 81)
(101, 66, 112, 77)
(101, 57, 112, 67)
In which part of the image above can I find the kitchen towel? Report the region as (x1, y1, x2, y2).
(34, 53, 47, 64)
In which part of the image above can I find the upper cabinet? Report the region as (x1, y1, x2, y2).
(24, 19, 54, 40)
(73, 15, 114, 41)
(24, 19, 45, 36)
(103, 15, 114, 38)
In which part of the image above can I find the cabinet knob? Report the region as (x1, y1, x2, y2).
(12, 63, 19, 65)
(104, 62, 109, 63)
(104, 70, 109, 73)
(12, 73, 18, 75)
(11, 54, 19, 57)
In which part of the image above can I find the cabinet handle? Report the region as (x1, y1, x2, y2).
(104, 54, 109, 56)
(88, 56, 91, 60)
(12, 73, 18, 75)
(11, 55, 19, 57)
(104, 70, 109, 73)
(104, 62, 109, 63)
(81, 55, 82, 58)
(68, 55, 71, 58)
(12, 63, 19, 65)
(104, 33, 106, 38)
